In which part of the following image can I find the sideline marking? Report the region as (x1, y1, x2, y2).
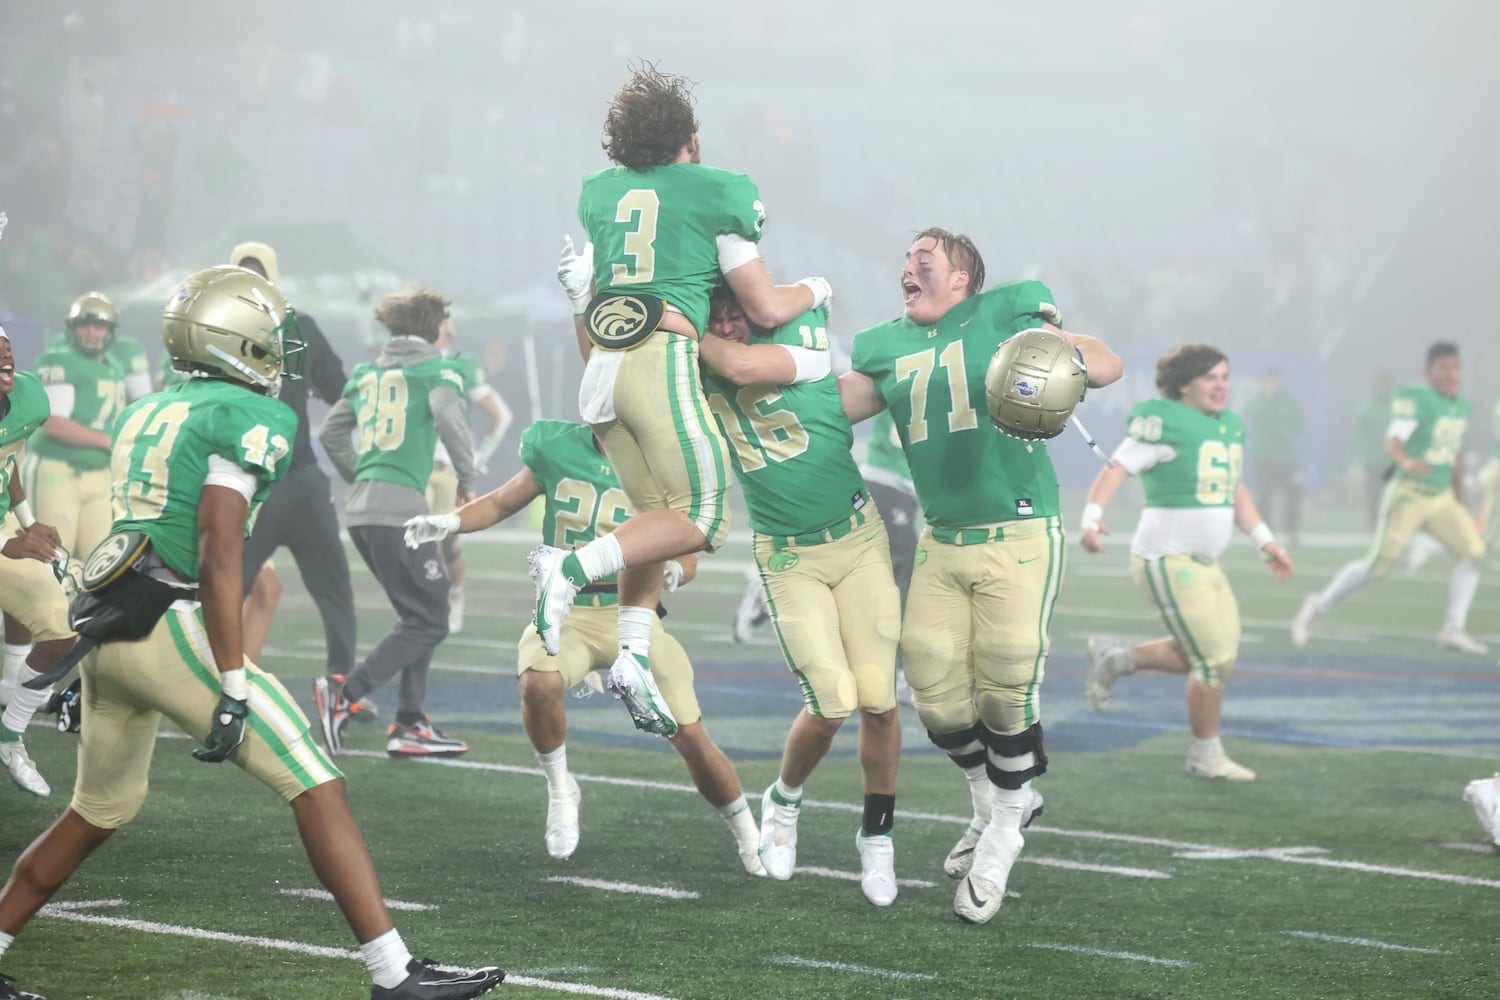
(796, 866, 936, 889)
(278, 887, 437, 911)
(545, 876, 699, 900)
(37, 902, 681, 1000)
(1025, 942, 1189, 967)
(770, 955, 935, 981)
(1282, 930, 1449, 955)
(1022, 856, 1171, 879)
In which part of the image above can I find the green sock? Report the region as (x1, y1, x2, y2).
(0, 726, 22, 742)
(560, 553, 587, 586)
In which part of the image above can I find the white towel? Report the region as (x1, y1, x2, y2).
(578, 349, 623, 424)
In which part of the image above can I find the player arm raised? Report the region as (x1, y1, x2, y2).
(1045, 324, 1123, 389)
(1232, 482, 1293, 579)
(721, 255, 829, 330)
(698, 337, 829, 387)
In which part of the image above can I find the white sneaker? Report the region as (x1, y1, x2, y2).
(726, 806, 767, 876)
(895, 669, 914, 708)
(945, 786, 1043, 879)
(1462, 774, 1500, 848)
(855, 831, 897, 907)
(732, 575, 769, 644)
(605, 653, 679, 737)
(544, 774, 581, 859)
(1185, 752, 1256, 782)
(1085, 637, 1134, 710)
(758, 784, 801, 880)
(528, 545, 580, 656)
(1438, 626, 1490, 656)
(0, 738, 51, 797)
(1290, 594, 1321, 647)
(953, 827, 1023, 925)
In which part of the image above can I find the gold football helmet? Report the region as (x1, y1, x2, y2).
(984, 328, 1087, 441)
(162, 265, 305, 393)
(67, 291, 118, 356)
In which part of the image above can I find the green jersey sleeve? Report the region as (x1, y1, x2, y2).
(0, 373, 52, 520)
(702, 308, 867, 535)
(1392, 383, 1469, 491)
(30, 346, 129, 471)
(454, 353, 489, 403)
(109, 335, 150, 378)
(522, 420, 633, 557)
(1130, 398, 1245, 509)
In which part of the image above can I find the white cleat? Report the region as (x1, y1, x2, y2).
(856, 831, 898, 907)
(528, 545, 579, 656)
(953, 827, 1023, 925)
(1437, 626, 1490, 656)
(605, 653, 679, 737)
(732, 574, 769, 644)
(1462, 774, 1500, 848)
(739, 846, 768, 877)
(1290, 594, 1321, 647)
(1186, 752, 1256, 782)
(0, 738, 51, 797)
(544, 774, 582, 859)
(945, 786, 1043, 879)
(758, 785, 801, 880)
(1085, 637, 1134, 711)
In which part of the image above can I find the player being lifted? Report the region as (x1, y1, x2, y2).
(532, 62, 832, 737)
(838, 229, 1121, 925)
(0, 268, 503, 1000)
(697, 286, 902, 905)
(1292, 342, 1487, 654)
(1079, 344, 1294, 782)
(405, 420, 764, 874)
(0, 326, 76, 799)
(317, 290, 476, 758)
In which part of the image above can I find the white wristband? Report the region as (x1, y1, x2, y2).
(795, 276, 831, 310)
(220, 667, 249, 702)
(1080, 502, 1103, 533)
(1249, 523, 1275, 550)
(571, 294, 590, 316)
(12, 499, 34, 528)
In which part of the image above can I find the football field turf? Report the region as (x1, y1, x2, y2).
(3, 528, 1498, 999)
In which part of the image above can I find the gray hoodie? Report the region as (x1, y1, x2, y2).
(319, 335, 477, 527)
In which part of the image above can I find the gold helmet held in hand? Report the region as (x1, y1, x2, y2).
(984, 328, 1087, 441)
(162, 265, 305, 393)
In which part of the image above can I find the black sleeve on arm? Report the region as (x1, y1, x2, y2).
(297, 314, 350, 404)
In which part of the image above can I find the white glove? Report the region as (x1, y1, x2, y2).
(557, 235, 594, 315)
(662, 559, 685, 593)
(404, 512, 461, 548)
(796, 276, 833, 311)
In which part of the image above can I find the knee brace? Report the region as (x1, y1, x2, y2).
(982, 722, 1048, 790)
(928, 720, 987, 770)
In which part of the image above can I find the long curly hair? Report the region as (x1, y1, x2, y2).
(375, 289, 451, 344)
(1156, 343, 1227, 399)
(602, 62, 699, 170)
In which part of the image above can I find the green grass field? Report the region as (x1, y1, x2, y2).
(3, 523, 1498, 1000)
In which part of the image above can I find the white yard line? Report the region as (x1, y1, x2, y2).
(1025, 942, 1189, 967)
(1282, 930, 1449, 955)
(795, 866, 936, 889)
(1021, 856, 1171, 879)
(544, 876, 699, 900)
(278, 888, 436, 911)
(770, 955, 935, 981)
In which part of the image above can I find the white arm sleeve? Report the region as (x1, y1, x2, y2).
(782, 346, 832, 385)
(1110, 437, 1177, 475)
(43, 383, 76, 419)
(717, 232, 761, 274)
(1386, 417, 1418, 443)
(124, 372, 153, 402)
(204, 454, 258, 504)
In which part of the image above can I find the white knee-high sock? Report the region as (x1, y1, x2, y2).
(1446, 558, 1482, 630)
(1, 664, 52, 737)
(1317, 560, 1370, 613)
(0, 642, 30, 707)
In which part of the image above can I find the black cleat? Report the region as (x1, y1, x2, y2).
(371, 958, 504, 999)
(0, 972, 46, 1000)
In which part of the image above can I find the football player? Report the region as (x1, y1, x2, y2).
(0, 325, 77, 798)
(1078, 344, 1294, 782)
(837, 229, 1121, 925)
(0, 269, 504, 1000)
(1292, 342, 1487, 654)
(226, 243, 362, 722)
(426, 316, 511, 634)
(531, 62, 831, 738)
(404, 420, 764, 874)
(317, 289, 475, 758)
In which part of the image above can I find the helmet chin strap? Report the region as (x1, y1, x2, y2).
(205, 344, 277, 391)
(1070, 412, 1112, 465)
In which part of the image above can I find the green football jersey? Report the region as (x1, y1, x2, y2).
(702, 308, 866, 535)
(31, 342, 128, 470)
(1126, 398, 1245, 508)
(449, 352, 487, 402)
(344, 357, 466, 491)
(850, 281, 1063, 527)
(110, 379, 296, 581)
(0, 372, 53, 520)
(109, 334, 151, 385)
(1391, 382, 1470, 491)
(520, 421, 632, 564)
(578, 163, 764, 334)
(864, 410, 913, 486)
(159, 351, 189, 388)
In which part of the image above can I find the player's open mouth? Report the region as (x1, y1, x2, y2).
(902, 280, 921, 304)
(0, 366, 13, 387)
